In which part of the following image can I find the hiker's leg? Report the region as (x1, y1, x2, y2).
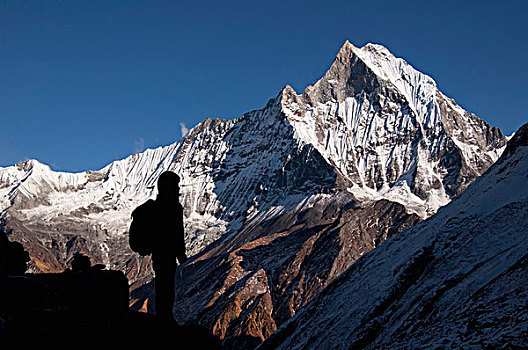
(152, 254, 177, 321)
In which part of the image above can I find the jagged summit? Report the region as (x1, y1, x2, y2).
(282, 41, 506, 217)
(15, 158, 44, 170)
(300, 41, 435, 107)
(338, 39, 354, 48)
(329, 40, 356, 68)
(301, 41, 379, 103)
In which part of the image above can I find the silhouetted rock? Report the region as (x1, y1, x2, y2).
(0, 231, 30, 278)
(0, 254, 222, 349)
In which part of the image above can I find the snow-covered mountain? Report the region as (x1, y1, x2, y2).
(259, 122, 528, 350)
(283, 42, 505, 216)
(0, 41, 507, 338)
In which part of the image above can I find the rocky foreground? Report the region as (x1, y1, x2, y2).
(0, 231, 221, 349)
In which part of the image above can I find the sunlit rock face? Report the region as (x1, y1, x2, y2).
(0, 41, 507, 348)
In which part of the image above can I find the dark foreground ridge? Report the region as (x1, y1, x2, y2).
(0, 272, 222, 350)
(0, 231, 222, 350)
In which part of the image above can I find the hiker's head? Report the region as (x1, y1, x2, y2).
(157, 171, 180, 201)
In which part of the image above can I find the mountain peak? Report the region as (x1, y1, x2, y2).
(302, 42, 379, 104)
(335, 40, 356, 58)
(303, 41, 440, 109)
(16, 159, 48, 172)
(280, 84, 296, 95)
(281, 41, 506, 217)
(334, 41, 394, 70)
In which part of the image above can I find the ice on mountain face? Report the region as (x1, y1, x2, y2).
(0, 160, 90, 211)
(354, 43, 439, 125)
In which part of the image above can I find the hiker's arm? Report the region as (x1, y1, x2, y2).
(176, 206, 187, 264)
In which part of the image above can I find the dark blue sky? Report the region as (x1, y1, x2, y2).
(1, 0, 526, 172)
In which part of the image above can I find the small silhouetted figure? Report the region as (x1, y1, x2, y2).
(71, 253, 92, 272)
(131, 171, 187, 322)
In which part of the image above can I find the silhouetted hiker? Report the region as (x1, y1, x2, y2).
(130, 171, 187, 322)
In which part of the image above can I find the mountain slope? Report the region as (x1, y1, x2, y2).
(259, 122, 528, 349)
(166, 194, 419, 349)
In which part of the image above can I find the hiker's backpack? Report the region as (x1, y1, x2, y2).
(129, 200, 155, 256)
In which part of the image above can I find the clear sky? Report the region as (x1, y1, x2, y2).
(1, 0, 526, 172)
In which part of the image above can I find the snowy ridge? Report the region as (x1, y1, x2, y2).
(354, 42, 439, 126)
(0, 160, 88, 210)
